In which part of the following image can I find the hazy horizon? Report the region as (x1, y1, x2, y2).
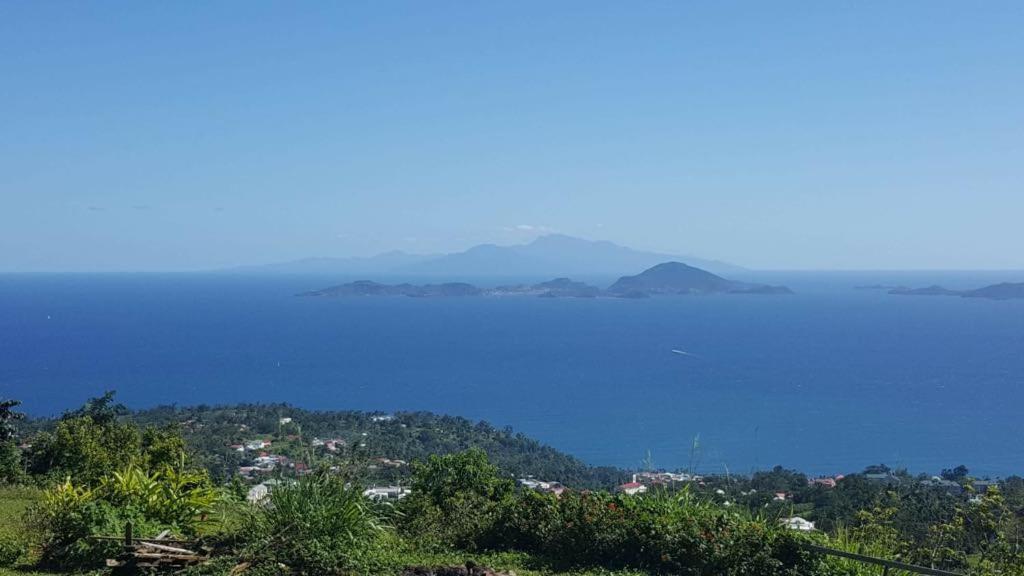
(4, 231, 1024, 276)
(3, 3, 1023, 272)
(3, 231, 1024, 274)
(5, 234, 1024, 275)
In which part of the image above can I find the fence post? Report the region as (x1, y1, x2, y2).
(124, 520, 133, 547)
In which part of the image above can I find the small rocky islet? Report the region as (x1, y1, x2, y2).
(888, 282, 1024, 300)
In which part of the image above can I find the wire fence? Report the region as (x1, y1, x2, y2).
(801, 543, 965, 576)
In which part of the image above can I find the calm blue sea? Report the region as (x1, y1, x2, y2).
(2, 272, 1023, 477)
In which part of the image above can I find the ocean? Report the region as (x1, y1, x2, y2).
(2, 272, 1023, 477)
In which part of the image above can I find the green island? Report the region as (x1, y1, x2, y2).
(2, 395, 1022, 576)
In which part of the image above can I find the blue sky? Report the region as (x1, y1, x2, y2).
(2, 2, 1022, 271)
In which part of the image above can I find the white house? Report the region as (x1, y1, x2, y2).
(245, 439, 271, 451)
(616, 482, 648, 495)
(780, 517, 816, 531)
(247, 483, 271, 504)
(363, 486, 410, 501)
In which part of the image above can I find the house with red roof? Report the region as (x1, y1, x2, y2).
(616, 482, 648, 496)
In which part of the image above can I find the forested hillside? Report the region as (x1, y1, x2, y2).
(22, 402, 627, 489)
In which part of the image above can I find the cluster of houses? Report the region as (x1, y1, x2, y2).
(863, 472, 999, 503)
(230, 429, 412, 481)
(230, 439, 289, 479)
(238, 454, 296, 479)
(614, 472, 704, 495)
(230, 438, 272, 452)
(517, 477, 568, 496)
(636, 471, 703, 485)
(517, 472, 706, 498)
(232, 434, 343, 478)
(246, 481, 412, 505)
(918, 476, 998, 503)
(809, 475, 842, 488)
(310, 437, 347, 452)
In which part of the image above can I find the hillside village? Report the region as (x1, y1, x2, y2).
(5, 396, 1024, 576)
(214, 412, 1015, 541)
(20, 403, 1011, 524)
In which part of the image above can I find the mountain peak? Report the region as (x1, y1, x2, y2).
(528, 233, 596, 246)
(608, 261, 791, 295)
(608, 261, 733, 294)
(527, 234, 630, 250)
(642, 261, 704, 274)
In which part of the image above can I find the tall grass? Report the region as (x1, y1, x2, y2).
(238, 474, 391, 574)
(822, 525, 917, 576)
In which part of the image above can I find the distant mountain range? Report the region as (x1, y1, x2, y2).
(230, 234, 744, 278)
(889, 282, 1024, 300)
(302, 261, 790, 299)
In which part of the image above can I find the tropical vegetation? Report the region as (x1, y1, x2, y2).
(2, 394, 1023, 576)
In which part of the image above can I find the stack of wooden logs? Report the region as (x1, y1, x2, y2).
(99, 523, 210, 572)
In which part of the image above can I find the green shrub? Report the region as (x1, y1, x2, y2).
(491, 488, 562, 551)
(28, 414, 140, 486)
(0, 534, 26, 567)
(27, 480, 165, 568)
(489, 486, 819, 575)
(399, 448, 514, 551)
(100, 463, 218, 530)
(395, 450, 818, 574)
(28, 465, 218, 569)
(536, 490, 633, 567)
(26, 392, 199, 487)
(0, 440, 24, 485)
